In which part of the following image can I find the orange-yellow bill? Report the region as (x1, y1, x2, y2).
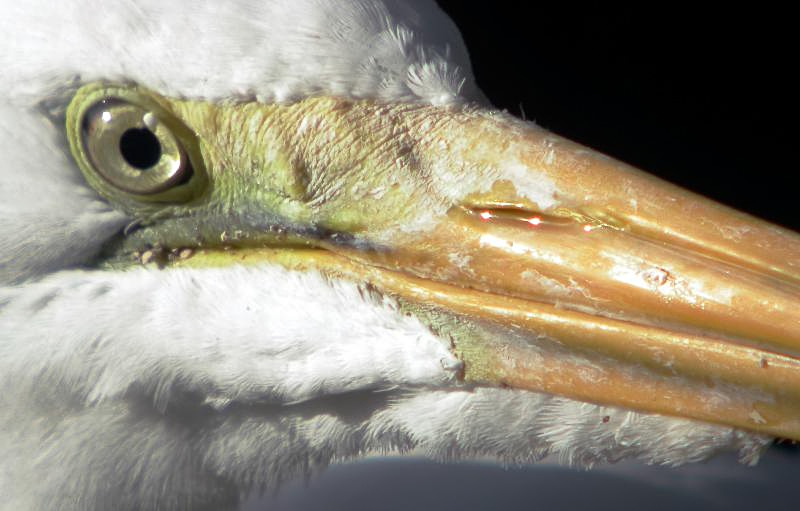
(175, 99, 800, 440)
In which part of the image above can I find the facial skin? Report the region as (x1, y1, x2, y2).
(67, 81, 800, 441)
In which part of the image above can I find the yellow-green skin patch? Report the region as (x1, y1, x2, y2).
(168, 95, 488, 235)
(67, 83, 545, 382)
(67, 83, 522, 255)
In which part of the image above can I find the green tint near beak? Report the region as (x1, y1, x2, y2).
(68, 83, 800, 440)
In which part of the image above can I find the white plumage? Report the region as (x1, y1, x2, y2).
(0, 1, 776, 509)
(1, 0, 481, 104)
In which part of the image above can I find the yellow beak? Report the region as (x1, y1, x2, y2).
(171, 97, 800, 440)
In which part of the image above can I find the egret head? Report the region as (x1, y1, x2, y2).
(1, 1, 798, 509)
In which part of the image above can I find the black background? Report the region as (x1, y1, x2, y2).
(436, 4, 796, 230)
(251, 5, 798, 510)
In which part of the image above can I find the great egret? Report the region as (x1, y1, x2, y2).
(1, 2, 797, 510)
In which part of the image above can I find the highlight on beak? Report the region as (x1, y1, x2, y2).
(386, 124, 800, 440)
(318, 110, 800, 440)
(152, 92, 800, 441)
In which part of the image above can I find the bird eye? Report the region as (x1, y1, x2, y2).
(66, 84, 207, 205)
(80, 99, 189, 194)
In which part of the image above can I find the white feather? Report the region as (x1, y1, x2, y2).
(0, 266, 769, 509)
(0, 0, 483, 106)
(0, 105, 127, 284)
(0, 266, 459, 408)
(0, 1, 773, 509)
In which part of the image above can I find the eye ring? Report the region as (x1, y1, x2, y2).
(81, 99, 190, 194)
(66, 83, 208, 207)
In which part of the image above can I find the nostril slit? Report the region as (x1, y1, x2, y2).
(465, 206, 578, 229)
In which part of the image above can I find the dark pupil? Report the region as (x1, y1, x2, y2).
(119, 128, 162, 169)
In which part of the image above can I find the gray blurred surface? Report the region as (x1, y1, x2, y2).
(243, 445, 798, 510)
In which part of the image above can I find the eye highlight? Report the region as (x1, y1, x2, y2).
(80, 99, 189, 194)
(66, 83, 207, 207)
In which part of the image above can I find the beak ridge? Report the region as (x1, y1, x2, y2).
(328, 121, 800, 439)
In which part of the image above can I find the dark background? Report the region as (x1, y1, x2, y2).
(251, 5, 798, 510)
(439, 4, 796, 230)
